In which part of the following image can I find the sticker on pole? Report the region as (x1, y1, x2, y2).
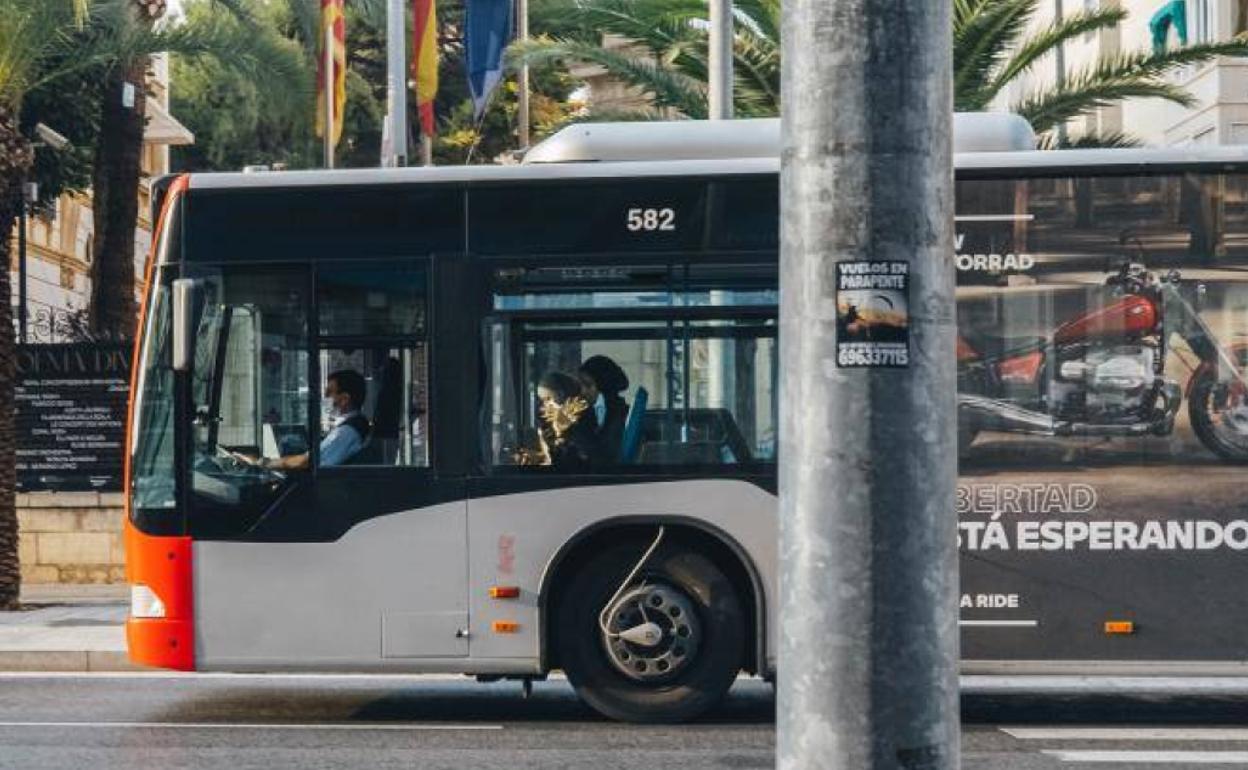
(835, 260, 910, 368)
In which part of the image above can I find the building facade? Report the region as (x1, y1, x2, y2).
(12, 55, 192, 586)
(1002, 0, 1248, 146)
(10, 53, 193, 342)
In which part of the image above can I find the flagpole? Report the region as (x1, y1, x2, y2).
(324, 18, 336, 169)
(709, 0, 733, 120)
(386, 0, 408, 166)
(517, 0, 530, 150)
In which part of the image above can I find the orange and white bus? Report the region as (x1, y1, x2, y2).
(127, 117, 1248, 722)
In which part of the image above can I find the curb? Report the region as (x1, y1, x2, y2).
(0, 651, 147, 673)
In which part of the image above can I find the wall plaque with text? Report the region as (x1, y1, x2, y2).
(16, 344, 131, 492)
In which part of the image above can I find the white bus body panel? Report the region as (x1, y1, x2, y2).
(193, 480, 776, 673)
(194, 501, 468, 671)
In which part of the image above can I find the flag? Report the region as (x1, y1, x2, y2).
(465, 0, 512, 120)
(413, 0, 438, 136)
(316, 0, 347, 146)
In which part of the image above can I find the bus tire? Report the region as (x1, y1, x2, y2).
(556, 541, 745, 723)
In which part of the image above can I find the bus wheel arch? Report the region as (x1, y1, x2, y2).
(539, 518, 765, 679)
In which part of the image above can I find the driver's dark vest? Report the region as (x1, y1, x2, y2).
(342, 413, 371, 443)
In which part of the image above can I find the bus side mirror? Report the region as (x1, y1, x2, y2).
(172, 278, 200, 372)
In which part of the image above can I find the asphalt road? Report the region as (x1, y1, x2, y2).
(6, 674, 1248, 769)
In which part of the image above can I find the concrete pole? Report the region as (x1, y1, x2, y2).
(777, 0, 959, 767)
(708, 0, 733, 119)
(386, 0, 409, 166)
(517, 0, 531, 149)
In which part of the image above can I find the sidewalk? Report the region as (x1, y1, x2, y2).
(0, 584, 138, 671)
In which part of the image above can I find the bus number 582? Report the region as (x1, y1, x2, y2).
(627, 207, 676, 232)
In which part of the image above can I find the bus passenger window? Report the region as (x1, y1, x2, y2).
(486, 317, 777, 472)
(317, 347, 429, 467)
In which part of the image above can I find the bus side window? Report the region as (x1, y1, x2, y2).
(317, 347, 428, 467)
(315, 261, 430, 468)
(485, 317, 777, 472)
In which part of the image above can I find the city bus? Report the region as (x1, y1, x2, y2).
(126, 116, 1248, 722)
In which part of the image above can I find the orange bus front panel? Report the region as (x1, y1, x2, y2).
(124, 520, 194, 670)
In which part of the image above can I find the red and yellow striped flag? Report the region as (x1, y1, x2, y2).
(413, 0, 438, 136)
(316, 0, 347, 146)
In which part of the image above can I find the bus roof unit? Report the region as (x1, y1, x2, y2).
(523, 113, 1038, 164)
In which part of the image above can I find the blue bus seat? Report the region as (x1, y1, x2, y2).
(618, 387, 649, 463)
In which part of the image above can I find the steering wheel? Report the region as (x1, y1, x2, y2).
(212, 445, 284, 480)
(211, 445, 249, 471)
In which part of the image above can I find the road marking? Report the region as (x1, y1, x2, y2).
(1006, 727, 1248, 741)
(959, 620, 1038, 627)
(0, 721, 503, 731)
(964, 676, 1248, 695)
(1043, 750, 1248, 764)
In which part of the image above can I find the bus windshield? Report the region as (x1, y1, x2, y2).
(185, 268, 309, 533)
(130, 278, 176, 512)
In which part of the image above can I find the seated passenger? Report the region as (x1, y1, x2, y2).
(259, 369, 370, 470)
(532, 372, 596, 472)
(577, 355, 630, 467)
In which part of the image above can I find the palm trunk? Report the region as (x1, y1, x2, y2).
(0, 109, 32, 610)
(90, 58, 148, 340)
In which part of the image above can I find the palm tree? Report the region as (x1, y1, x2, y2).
(517, 0, 1248, 146)
(954, 0, 1248, 145)
(0, 0, 91, 610)
(87, 0, 304, 338)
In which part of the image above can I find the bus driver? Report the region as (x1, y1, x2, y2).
(244, 369, 371, 470)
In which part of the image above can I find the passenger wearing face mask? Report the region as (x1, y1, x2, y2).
(577, 355, 630, 468)
(255, 369, 370, 470)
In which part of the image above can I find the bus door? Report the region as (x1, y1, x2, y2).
(308, 257, 469, 661)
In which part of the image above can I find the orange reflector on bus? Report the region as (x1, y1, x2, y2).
(493, 621, 520, 634)
(489, 586, 520, 599)
(1104, 620, 1135, 635)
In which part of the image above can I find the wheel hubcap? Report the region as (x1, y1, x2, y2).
(601, 583, 701, 682)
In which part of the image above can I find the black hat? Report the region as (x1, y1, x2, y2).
(579, 355, 629, 394)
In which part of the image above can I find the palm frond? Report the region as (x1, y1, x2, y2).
(1037, 129, 1141, 150)
(981, 6, 1126, 105)
(0, 0, 89, 107)
(282, 0, 321, 56)
(731, 0, 779, 50)
(1085, 40, 1248, 81)
(32, 1, 308, 108)
(953, 0, 1034, 105)
(1014, 77, 1194, 132)
(512, 36, 708, 118)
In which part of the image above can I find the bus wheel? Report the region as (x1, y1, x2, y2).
(556, 541, 745, 723)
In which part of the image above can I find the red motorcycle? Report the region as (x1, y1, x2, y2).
(957, 261, 1248, 461)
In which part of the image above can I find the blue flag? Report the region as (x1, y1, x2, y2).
(465, 0, 513, 119)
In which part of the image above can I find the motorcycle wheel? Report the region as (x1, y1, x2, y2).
(1189, 351, 1248, 462)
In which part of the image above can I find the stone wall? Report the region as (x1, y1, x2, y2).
(17, 492, 125, 584)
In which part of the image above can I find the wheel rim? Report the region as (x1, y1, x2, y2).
(1205, 379, 1248, 452)
(601, 582, 701, 683)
